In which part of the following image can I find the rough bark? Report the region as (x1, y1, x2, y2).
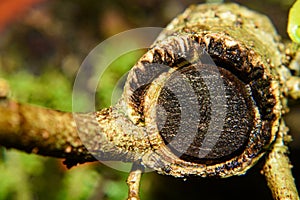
(262, 121, 299, 200)
(0, 3, 299, 200)
(0, 98, 96, 167)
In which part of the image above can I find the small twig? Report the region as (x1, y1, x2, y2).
(262, 121, 299, 200)
(127, 161, 144, 200)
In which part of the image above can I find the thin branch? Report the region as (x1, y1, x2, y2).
(0, 78, 148, 167)
(127, 162, 144, 200)
(0, 98, 96, 167)
(262, 121, 300, 200)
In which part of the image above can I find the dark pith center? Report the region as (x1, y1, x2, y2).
(156, 63, 255, 164)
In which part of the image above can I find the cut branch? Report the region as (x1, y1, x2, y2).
(0, 3, 299, 200)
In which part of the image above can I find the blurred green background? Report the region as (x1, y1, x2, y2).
(0, 0, 299, 200)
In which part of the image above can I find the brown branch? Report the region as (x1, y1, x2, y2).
(0, 77, 149, 168)
(0, 98, 96, 167)
(0, 3, 300, 200)
(262, 121, 300, 200)
(127, 162, 144, 200)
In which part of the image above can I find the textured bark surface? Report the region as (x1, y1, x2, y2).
(262, 122, 299, 200)
(0, 3, 299, 200)
(0, 99, 96, 167)
(125, 3, 287, 179)
(0, 98, 152, 167)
